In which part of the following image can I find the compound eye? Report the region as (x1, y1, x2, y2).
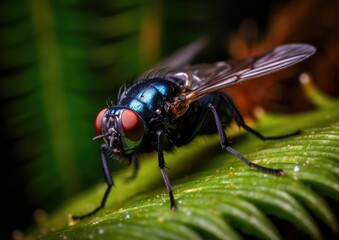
(121, 109, 144, 142)
(95, 108, 107, 135)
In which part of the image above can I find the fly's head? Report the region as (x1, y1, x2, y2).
(94, 107, 144, 156)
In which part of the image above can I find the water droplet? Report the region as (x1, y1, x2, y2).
(184, 188, 197, 193)
(294, 166, 300, 172)
(125, 211, 130, 219)
(98, 228, 105, 234)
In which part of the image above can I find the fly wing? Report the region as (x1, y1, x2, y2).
(165, 43, 316, 118)
(178, 44, 316, 104)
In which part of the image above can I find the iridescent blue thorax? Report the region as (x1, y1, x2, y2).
(118, 78, 180, 116)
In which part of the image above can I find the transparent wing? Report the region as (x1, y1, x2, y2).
(179, 44, 315, 104)
(167, 44, 316, 118)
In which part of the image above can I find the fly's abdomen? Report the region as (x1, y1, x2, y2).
(173, 92, 232, 146)
(195, 92, 232, 135)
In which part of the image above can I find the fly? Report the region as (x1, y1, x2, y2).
(72, 39, 316, 219)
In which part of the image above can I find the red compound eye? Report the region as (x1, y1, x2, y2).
(95, 108, 107, 135)
(121, 109, 144, 142)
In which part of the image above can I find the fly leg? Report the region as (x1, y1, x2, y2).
(208, 104, 285, 175)
(157, 131, 177, 210)
(222, 94, 300, 140)
(72, 144, 113, 220)
(125, 155, 139, 182)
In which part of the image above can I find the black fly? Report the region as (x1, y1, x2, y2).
(72, 39, 316, 219)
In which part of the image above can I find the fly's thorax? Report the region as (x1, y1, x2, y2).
(118, 78, 183, 122)
(94, 107, 144, 155)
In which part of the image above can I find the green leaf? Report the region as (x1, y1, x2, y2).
(26, 85, 339, 239)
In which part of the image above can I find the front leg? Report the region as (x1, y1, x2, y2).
(72, 144, 114, 220)
(157, 130, 177, 210)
